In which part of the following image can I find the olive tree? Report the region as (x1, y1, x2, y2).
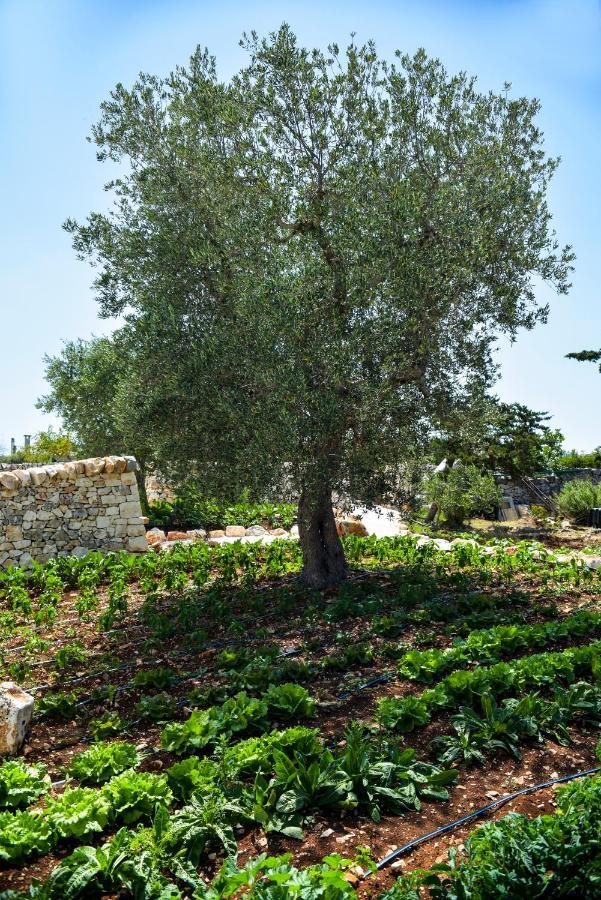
(65, 26, 573, 587)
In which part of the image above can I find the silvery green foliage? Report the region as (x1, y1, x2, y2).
(63, 26, 573, 533)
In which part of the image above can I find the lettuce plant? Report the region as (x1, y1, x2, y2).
(68, 741, 140, 785)
(0, 760, 47, 810)
(44, 786, 112, 839)
(102, 770, 173, 824)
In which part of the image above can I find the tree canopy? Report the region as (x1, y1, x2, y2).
(62, 25, 573, 586)
(566, 349, 601, 373)
(430, 398, 564, 476)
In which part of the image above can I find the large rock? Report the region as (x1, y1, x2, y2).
(146, 528, 167, 546)
(0, 473, 19, 491)
(0, 683, 34, 756)
(336, 519, 369, 537)
(126, 535, 148, 553)
(225, 525, 246, 537)
(246, 525, 269, 537)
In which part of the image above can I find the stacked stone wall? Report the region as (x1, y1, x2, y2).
(0, 456, 148, 568)
(496, 469, 601, 507)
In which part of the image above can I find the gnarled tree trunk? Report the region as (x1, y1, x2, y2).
(298, 485, 347, 589)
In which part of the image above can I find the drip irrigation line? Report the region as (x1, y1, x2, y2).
(370, 765, 601, 875)
(337, 672, 395, 700)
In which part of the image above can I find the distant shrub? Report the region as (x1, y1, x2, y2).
(425, 465, 500, 527)
(556, 480, 601, 522)
(557, 447, 601, 469)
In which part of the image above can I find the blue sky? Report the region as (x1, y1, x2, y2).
(0, 0, 599, 453)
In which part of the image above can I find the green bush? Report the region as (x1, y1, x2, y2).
(557, 447, 601, 469)
(556, 479, 601, 522)
(425, 465, 500, 526)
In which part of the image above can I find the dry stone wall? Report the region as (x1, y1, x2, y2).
(496, 469, 601, 507)
(0, 456, 148, 568)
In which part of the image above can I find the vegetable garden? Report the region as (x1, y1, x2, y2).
(1, 534, 601, 897)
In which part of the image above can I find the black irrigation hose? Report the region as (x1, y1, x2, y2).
(371, 765, 601, 875)
(337, 672, 394, 700)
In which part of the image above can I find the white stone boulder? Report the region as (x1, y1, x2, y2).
(0, 683, 34, 756)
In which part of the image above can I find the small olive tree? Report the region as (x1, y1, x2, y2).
(65, 26, 572, 587)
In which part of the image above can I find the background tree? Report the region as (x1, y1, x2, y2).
(65, 26, 573, 587)
(566, 349, 601, 372)
(38, 334, 153, 509)
(431, 398, 564, 476)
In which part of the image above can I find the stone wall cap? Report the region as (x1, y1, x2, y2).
(0, 457, 138, 493)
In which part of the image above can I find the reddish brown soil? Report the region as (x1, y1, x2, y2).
(2, 551, 601, 895)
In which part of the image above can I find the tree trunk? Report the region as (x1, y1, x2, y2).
(424, 502, 439, 524)
(135, 461, 150, 515)
(298, 486, 347, 590)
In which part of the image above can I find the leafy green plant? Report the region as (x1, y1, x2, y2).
(161, 692, 269, 754)
(376, 695, 431, 733)
(164, 789, 245, 863)
(0, 760, 47, 810)
(337, 723, 456, 821)
(102, 770, 173, 824)
(68, 741, 140, 785)
(36, 690, 79, 720)
(53, 643, 86, 672)
(133, 666, 175, 690)
(166, 756, 221, 802)
(0, 810, 55, 862)
(135, 692, 177, 723)
(44, 786, 112, 839)
(263, 683, 316, 721)
(37, 823, 178, 900)
(88, 712, 125, 740)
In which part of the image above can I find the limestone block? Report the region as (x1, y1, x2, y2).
(72, 546, 90, 558)
(6, 525, 23, 542)
(0, 473, 20, 491)
(120, 501, 142, 517)
(245, 525, 269, 537)
(84, 458, 105, 477)
(269, 527, 289, 537)
(121, 472, 137, 486)
(225, 525, 246, 537)
(14, 470, 31, 488)
(146, 528, 166, 546)
(432, 538, 453, 552)
(289, 524, 299, 538)
(13, 540, 32, 550)
(124, 457, 139, 473)
(127, 524, 146, 537)
(127, 535, 148, 553)
(112, 457, 127, 474)
(187, 528, 207, 541)
(96, 516, 110, 529)
(0, 683, 34, 755)
(209, 529, 226, 538)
